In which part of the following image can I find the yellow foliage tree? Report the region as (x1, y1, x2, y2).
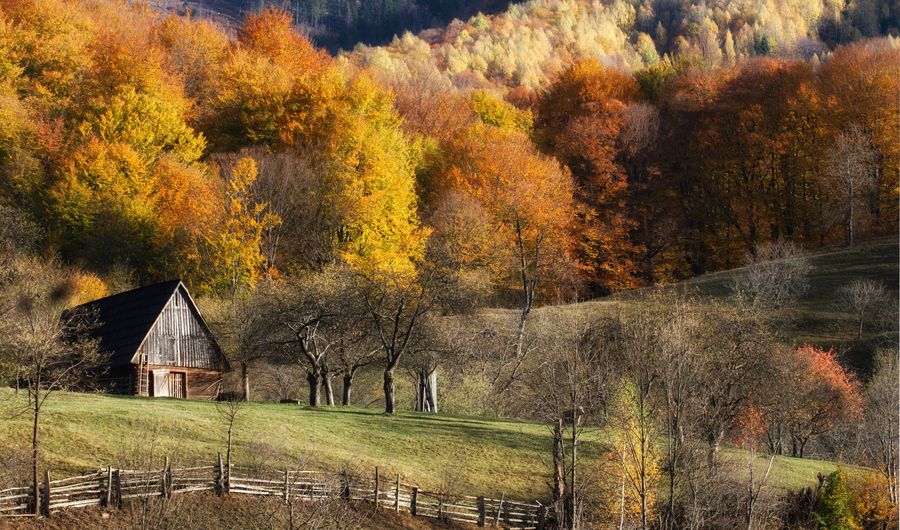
(602, 379, 660, 530)
(328, 74, 427, 277)
(205, 156, 281, 295)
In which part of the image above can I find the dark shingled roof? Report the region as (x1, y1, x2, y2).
(71, 280, 183, 368)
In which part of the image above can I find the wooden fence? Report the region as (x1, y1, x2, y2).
(0, 457, 552, 529)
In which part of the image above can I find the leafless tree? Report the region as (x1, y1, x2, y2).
(648, 293, 707, 530)
(729, 240, 811, 315)
(202, 289, 276, 401)
(269, 277, 341, 408)
(529, 309, 611, 529)
(216, 393, 245, 490)
(826, 125, 878, 246)
(838, 278, 890, 339)
(358, 269, 442, 415)
(862, 348, 899, 505)
(0, 255, 103, 515)
(694, 300, 777, 465)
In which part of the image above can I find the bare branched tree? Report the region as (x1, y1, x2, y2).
(216, 393, 246, 489)
(826, 125, 878, 246)
(862, 348, 899, 505)
(838, 278, 890, 339)
(529, 308, 611, 529)
(359, 269, 442, 415)
(0, 255, 103, 515)
(202, 288, 276, 401)
(729, 240, 811, 315)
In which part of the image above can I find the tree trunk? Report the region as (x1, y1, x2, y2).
(323, 373, 335, 406)
(426, 370, 437, 413)
(31, 398, 40, 516)
(307, 372, 321, 407)
(552, 418, 566, 528)
(415, 368, 437, 413)
(226, 423, 233, 493)
(383, 369, 395, 415)
(415, 371, 424, 412)
(847, 181, 855, 246)
(241, 362, 250, 401)
(341, 372, 353, 406)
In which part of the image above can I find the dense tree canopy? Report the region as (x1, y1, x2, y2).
(0, 0, 896, 302)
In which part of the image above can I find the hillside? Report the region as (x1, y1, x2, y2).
(155, 0, 520, 50)
(0, 391, 862, 501)
(534, 237, 899, 372)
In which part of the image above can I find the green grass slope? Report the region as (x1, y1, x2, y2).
(0, 391, 861, 501)
(541, 237, 899, 371)
(2, 239, 891, 505)
(679, 237, 898, 361)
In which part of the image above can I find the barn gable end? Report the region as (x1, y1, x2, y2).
(134, 287, 225, 370)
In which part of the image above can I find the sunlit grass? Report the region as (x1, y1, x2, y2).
(0, 390, 858, 500)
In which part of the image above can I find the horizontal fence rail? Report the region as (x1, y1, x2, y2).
(0, 457, 552, 529)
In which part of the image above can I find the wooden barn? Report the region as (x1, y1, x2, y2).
(74, 280, 229, 399)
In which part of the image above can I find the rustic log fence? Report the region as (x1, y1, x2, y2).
(0, 458, 551, 529)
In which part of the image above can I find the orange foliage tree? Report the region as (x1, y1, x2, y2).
(817, 40, 900, 239)
(757, 345, 862, 458)
(536, 60, 642, 293)
(434, 121, 579, 388)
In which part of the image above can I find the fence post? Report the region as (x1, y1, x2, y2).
(104, 466, 113, 507)
(494, 492, 505, 527)
(394, 474, 400, 512)
(537, 505, 548, 530)
(161, 456, 170, 498)
(216, 452, 224, 496)
(283, 469, 290, 502)
(340, 470, 350, 500)
(373, 467, 379, 509)
(113, 469, 123, 508)
(410, 487, 418, 516)
(42, 469, 51, 517)
(477, 496, 486, 527)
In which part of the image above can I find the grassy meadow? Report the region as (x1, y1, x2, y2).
(0, 390, 863, 502)
(0, 238, 892, 506)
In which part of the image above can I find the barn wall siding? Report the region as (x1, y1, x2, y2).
(142, 365, 223, 400)
(140, 288, 224, 370)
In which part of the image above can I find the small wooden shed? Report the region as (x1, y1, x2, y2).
(75, 280, 229, 399)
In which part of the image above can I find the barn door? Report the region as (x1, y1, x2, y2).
(151, 370, 170, 398)
(169, 372, 186, 399)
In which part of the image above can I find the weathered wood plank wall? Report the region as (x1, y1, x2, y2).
(139, 289, 222, 370)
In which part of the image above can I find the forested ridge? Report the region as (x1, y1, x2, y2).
(0, 0, 897, 299)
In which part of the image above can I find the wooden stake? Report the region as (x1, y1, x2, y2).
(113, 469, 123, 508)
(537, 505, 548, 530)
(477, 496, 486, 527)
(161, 456, 170, 497)
(42, 469, 51, 517)
(410, 487, 418, 516)
(394, 474, 400, 512)
(216, 452, 224, 496)
(373, 467, 379, 508)
(283, 469, 290, 502)
(494, 492, 505, 527)
(104, 467, 113, 507)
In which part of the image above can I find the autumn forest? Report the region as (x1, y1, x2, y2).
(0, 0, 898, 527)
